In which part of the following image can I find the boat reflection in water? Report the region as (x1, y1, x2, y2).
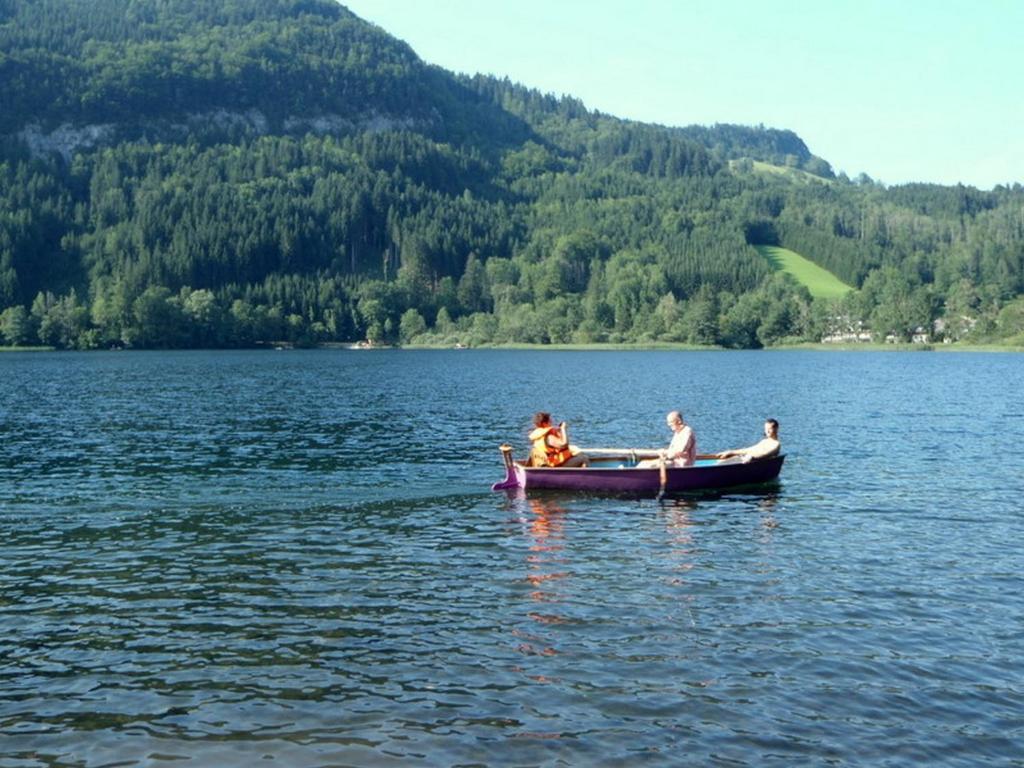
(508, 497, 571, 691)
(522, 497, 570, 606)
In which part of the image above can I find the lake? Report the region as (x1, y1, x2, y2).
(1, 349, 1022, 766)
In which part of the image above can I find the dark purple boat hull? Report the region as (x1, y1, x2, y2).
(493, 455, 785, 494)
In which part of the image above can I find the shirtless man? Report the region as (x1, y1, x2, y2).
(716, 419, 780, 463)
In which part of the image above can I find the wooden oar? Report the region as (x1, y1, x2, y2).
(578, 447, 661, 459)
(657, 454, 667, 501)
(580, 448, 722, 460)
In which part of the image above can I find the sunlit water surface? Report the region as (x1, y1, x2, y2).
(1, 349, 1022, 766)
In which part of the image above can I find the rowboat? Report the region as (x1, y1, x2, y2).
(491, 445, 784, 494)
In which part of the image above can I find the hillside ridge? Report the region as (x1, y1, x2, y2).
(1, 0, 1022, 351)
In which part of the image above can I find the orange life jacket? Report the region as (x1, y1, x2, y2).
(529, 426, 572, 467)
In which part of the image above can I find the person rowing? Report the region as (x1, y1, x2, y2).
(528, 412, 590, 468)
(637, 410, 696, 468)
(715, 419, 780, 463)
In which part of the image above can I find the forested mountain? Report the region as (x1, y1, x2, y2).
(2, 0, 1023, 349)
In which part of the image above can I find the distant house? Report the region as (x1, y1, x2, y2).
(821, 315, 872, 344)
(881, 327, 930, 344)
(933, 316, 976, 342)
(821, 331, 872, 343)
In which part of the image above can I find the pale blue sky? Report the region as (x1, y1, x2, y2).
(341, 0, 1023, 189)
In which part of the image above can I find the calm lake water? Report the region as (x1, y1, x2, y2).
(1, 349, 1023, 766)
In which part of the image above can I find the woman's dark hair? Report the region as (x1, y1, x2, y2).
(766, 418, 779, 432)
(534, 411, 551, 427)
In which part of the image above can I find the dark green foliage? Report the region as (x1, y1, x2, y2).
(1, 0, 1023, 349)
(0, 0, 432, 132)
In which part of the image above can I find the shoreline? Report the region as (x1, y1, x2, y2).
(4, 342, 1023, 354)
(403, 341, 1024, 353)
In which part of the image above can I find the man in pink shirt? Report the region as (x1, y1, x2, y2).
(638, 411, 696, 468)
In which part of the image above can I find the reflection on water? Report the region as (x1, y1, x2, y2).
(523, 497, 570, 603)
(660, 498, 697, 589)
(510, 498, 570, 682)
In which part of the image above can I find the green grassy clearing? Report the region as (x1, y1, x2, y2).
(753, 244, 853, 300)
(729, 159, 834, 185)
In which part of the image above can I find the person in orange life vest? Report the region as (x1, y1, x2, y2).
(528, 412, 590, 468)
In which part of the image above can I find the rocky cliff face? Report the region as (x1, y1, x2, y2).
(18, 123, 117, 161)
(16, 110, 431, 161)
